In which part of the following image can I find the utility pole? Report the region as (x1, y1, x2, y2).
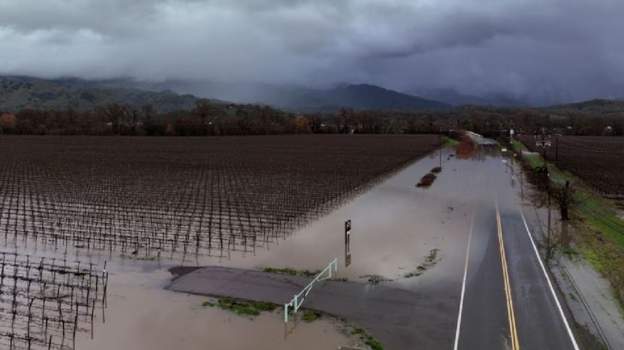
(541, 133, 548, 162)
(439, 133, 443, 169)
(545, 167, 553, 263)
(520, 161, 524, 200)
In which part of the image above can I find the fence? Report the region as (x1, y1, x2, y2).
(284, 258, 337, 323)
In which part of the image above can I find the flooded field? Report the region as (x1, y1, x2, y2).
(0, 135, 438, 260)
(0, 135, 440, 350)
(75, 266, 359, 350)
(0, 135, 545, 350)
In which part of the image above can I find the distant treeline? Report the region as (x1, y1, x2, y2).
(1, 100, 623, 136)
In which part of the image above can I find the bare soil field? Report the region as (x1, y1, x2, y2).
(517, 135, 624, 198)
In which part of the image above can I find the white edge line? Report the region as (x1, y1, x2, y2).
(453, 211, 475, 350)
(520, 210, 580, 350)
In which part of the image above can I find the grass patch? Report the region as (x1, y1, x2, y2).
(524, 153, 544, 169)
(510, 139, 529, 153)
(262, 267, 320, 277)
(359, 274, 393, 285)
(365, 336, 384, 350)
(442, 136, 460, 147)
(351, 327, 384, 350)
(205, 297, 278, 318)
(575, 193, 624, 247)
(302, 309, 322, 323)
(561, 246, 579, 259)
(404, 248, 440, 278)
(403, 268, 426, 278)
(511, 139, 543, 169)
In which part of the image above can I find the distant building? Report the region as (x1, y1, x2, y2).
(0, 112, 17, 131)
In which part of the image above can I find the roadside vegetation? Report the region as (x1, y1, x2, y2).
(511, 139, 624, 310)
(302, 310, 322, 322)
(359, 274, 393, 285)
(351, 327, 384, 350)
(442, 136, 460, 147)
(202, 297, 324, 323)
(202, 297, 278, 317)
(262, 266, 321, 277)
(404, 248, 440, 278)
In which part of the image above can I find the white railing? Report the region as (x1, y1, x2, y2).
(284, 258, 338, 323)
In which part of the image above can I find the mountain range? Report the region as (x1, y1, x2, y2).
(1, 76, 623, 114)
(109, 79, 451, 112)
(0, 76, 198, 113)
(0, 76, 448, 113)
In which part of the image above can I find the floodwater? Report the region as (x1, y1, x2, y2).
(174, 146, 524, 289)
(75, 266, 359, 350)
(2, 142, 537, 350)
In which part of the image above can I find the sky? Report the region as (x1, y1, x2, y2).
(1, 0, 623, 104)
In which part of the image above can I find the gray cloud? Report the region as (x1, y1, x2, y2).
(1, 0, 623, 104)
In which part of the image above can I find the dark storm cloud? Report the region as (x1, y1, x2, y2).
(1, 0, 623, 103)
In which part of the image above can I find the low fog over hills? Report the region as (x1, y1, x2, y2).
(0, 76, 449, 113)
(2, 1, 624, 106)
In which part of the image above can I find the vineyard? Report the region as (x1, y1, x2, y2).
(0, 135, 438, 258)
(517, 135, 624, 198)
(0, 252, 107, 350)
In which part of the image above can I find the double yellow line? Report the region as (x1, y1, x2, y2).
(496, 203, 521, 350)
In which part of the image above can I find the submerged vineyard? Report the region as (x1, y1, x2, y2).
(0, 135, 438, 258)
(517, 135, 624, 198)
(0, 251, 107, 350)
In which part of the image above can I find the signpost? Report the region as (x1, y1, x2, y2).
(345, 220, 351, 267)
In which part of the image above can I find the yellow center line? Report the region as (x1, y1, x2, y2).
(496, 201, 521, 350)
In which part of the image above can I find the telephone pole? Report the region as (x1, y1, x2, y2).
(439, 133, 443, 169)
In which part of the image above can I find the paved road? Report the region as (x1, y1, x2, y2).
(455, 207, 510, 349)
(455, 201, 579, 350)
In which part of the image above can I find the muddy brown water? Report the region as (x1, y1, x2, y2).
(2, 145, 534, 349)
(75, 268, 359, 350)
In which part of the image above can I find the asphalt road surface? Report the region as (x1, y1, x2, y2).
(454, 200, 579, 350)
